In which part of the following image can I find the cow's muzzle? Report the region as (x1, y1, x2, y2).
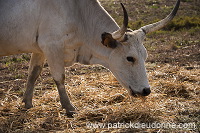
(129, 86, 151, 97)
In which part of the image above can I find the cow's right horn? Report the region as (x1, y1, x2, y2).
(112, 3, 128, 41)
(140, 0, 180, 34)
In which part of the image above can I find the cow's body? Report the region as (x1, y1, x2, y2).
(0, 0, 180, 116)
(0, 0, 121, 115)
(0, 0, 117, 59)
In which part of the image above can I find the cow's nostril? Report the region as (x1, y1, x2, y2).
(142, 88, 151, 96)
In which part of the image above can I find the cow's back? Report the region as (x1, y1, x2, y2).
(0, 0, 42, 56)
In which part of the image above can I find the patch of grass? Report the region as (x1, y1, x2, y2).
(129, 20, 144, 30)
(163, 16, 200, 31)
(188, 26, 200, 35)
(146, 0, 160, 5)
(22, 54, 31, 61)
(181, 0, 193, 2)
(1, 54, 30, 68)
(150, 5, 159, 9)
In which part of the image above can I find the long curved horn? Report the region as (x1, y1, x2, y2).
(112, 3, 128, 40)
(141, 0, 180, 34)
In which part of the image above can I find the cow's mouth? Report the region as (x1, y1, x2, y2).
(129, 86, 138, 97)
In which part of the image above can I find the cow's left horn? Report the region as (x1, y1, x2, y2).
(112, 3, 128, 40)
(141, 0, 180, 34)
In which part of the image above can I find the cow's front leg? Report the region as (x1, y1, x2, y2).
(53, 73, 76, 116)
(23, 53, 45, 108)
(44, 49, 76, 116)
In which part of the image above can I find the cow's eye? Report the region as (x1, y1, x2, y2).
(126, 56, 135, 63)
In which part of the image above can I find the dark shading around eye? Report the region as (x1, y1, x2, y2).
(126, 56, 135, 63)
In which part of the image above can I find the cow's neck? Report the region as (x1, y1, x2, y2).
(76, 0, 119, 68)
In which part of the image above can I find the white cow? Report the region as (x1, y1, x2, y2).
(0, 0, 180, 116)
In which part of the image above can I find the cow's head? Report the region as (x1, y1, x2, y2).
(101, 0, 180, 96)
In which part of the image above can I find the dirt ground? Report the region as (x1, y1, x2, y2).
(0, 0, 199, 132)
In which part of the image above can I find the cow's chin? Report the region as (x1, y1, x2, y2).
(128, 86, 139, 97)
(129, 86, 144, 97)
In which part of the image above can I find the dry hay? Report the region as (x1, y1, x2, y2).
(0, 62, 199, 132)
(0, 0, 200, 132)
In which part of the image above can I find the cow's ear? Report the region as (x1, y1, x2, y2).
(101, 32, 117, 48)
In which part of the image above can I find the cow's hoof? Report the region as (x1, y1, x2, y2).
(63, 104, 77, 117)
(22, 99, 33, 109)
(24, 104, 33, 109)
(66, 111, 77, 118)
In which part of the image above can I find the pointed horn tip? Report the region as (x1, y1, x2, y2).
(120, 3, 124, 8)
(141, 0, 180, 34)
(171, 0, 181, 16)
(111, 3, 129, 40)
(120, 3, 128, 28)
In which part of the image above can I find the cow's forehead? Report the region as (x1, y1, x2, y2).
(127, 29, 144, 38)
(119, 30, 147, 57)
(124, 30, 145, 47)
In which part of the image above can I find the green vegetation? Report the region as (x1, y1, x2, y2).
(164, 16, 200, 31)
